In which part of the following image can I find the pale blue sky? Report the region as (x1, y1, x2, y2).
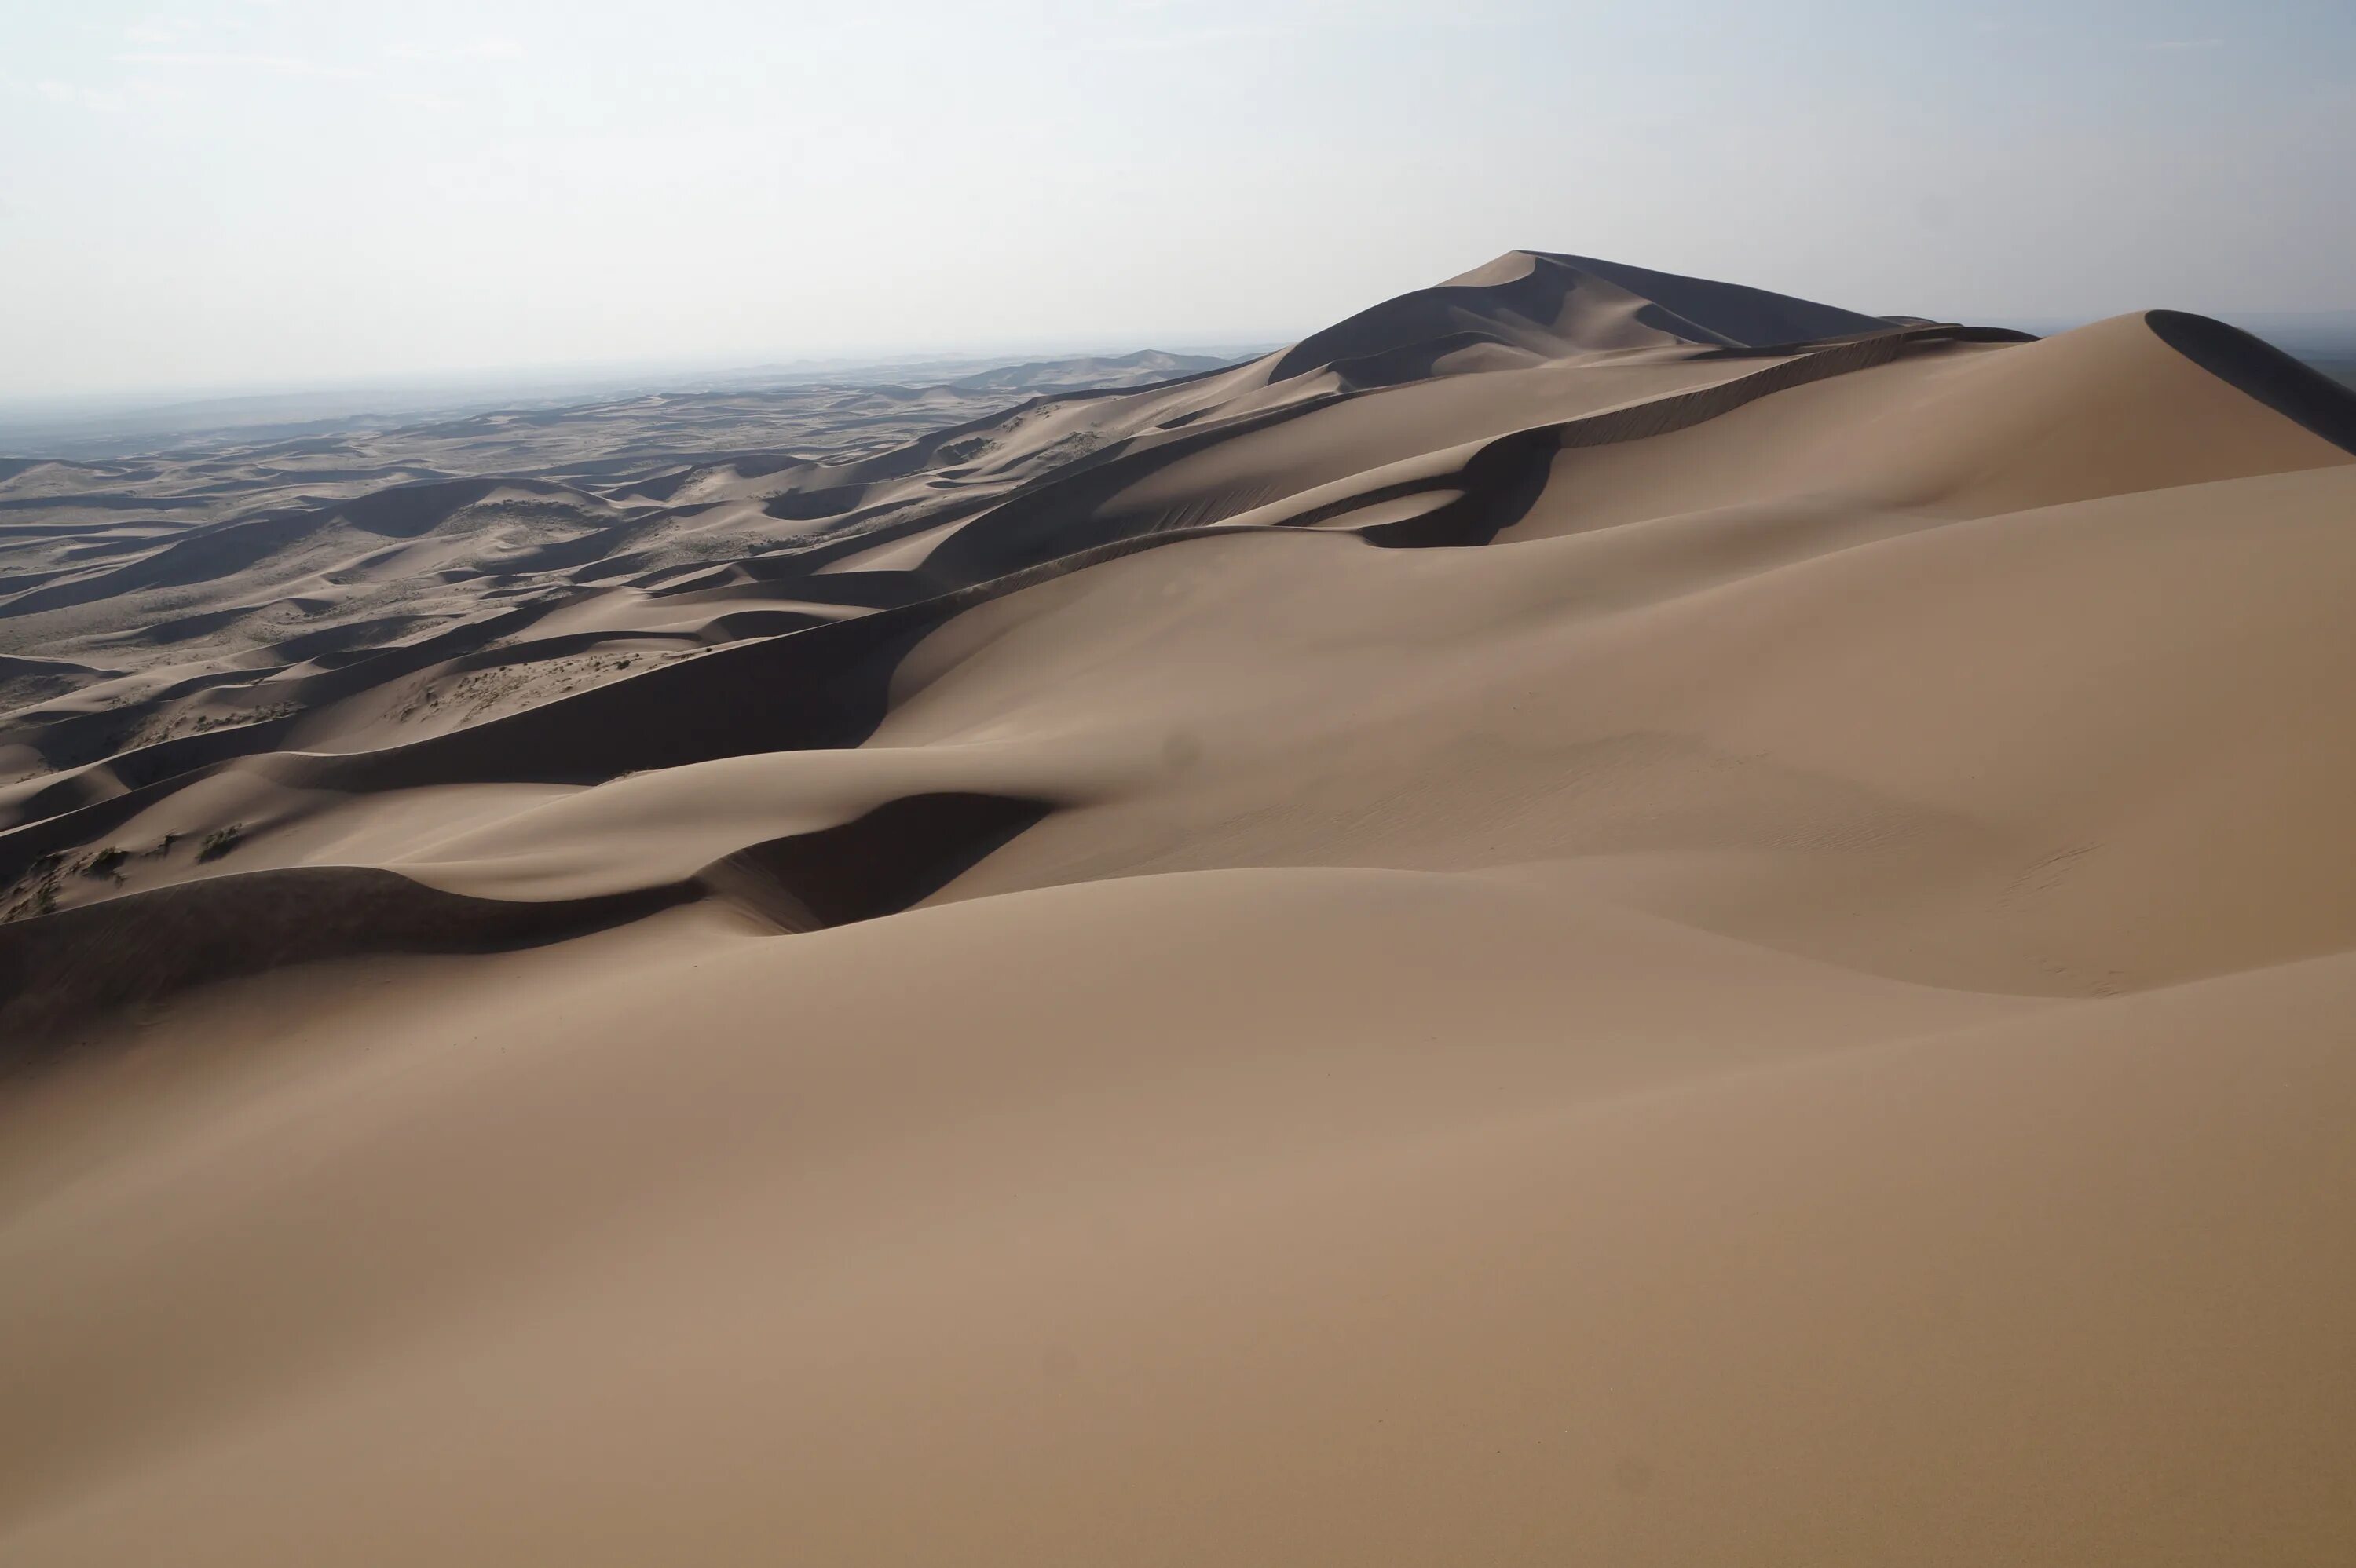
(5, 0, 2351, 397)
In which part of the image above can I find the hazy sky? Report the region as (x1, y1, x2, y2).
(6, 0, 2353, 398)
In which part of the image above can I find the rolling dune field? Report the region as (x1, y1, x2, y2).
(4, 252, 2354, 1563)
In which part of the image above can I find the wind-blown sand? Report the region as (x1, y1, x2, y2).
(3, 251, 2354, 1563)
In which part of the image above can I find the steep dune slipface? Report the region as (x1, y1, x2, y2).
(3, 258, 2354, 1564)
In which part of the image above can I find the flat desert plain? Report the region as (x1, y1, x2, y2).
(3, 253, 2354, 1563)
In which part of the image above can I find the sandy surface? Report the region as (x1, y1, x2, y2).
(3, 251, 2354, 1563)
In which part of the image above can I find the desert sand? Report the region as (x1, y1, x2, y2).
(2, 251, 2354, 1563)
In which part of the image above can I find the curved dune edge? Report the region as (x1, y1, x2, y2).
(2146, 308, 2356, 454)
(0, 790, 1050, 1058)
(0, 868, 688, 1058)
(1359, 323, 2014, 546)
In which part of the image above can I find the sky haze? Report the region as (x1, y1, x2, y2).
(6, 0, 2353, 398)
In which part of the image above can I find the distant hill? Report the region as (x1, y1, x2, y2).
(946, 350, 1236, 393)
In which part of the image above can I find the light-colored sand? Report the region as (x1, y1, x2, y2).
(3, 254, 2354, 1562)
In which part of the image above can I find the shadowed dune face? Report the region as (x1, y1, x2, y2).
(4, 256, 2356, 1564)
(2145, 308, 2356, 454)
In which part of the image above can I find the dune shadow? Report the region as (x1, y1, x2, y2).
(0, 789, 1053, 1065)
(701, 791, 1052, 931)
(0, 868, 693, 1066)
(2146, 310, 2356, 456)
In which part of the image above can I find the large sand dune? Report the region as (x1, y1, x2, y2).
(3, 252, 2354, 1563)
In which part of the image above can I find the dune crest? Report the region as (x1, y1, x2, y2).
(4, 254, 2354, 1564)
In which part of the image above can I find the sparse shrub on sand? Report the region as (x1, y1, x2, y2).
(196, 824, 246, 863)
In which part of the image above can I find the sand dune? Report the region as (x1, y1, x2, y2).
(3, 253, 2354, 1563)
